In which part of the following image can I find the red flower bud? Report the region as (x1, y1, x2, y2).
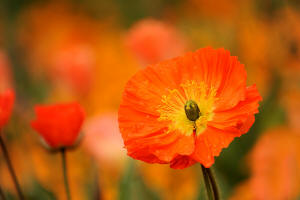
(0, 89, 15, 129)
(31, 102, 85, 149)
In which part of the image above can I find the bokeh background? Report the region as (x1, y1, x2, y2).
(0, 0, 300, 199)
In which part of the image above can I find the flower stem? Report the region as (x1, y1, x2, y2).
(61, 148, 71, 200)
(0, 186, 7, 200)
(201, 164, 213, 200)
(94, 175, 101, 200)
(206, 167, 219, 200)
(201, 165, 219, 200)
(0, 134, 24, 200)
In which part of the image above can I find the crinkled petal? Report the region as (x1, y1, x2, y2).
(170, 155, 197, 169)
(126, 130, 195, 163)
(208, 84, 262, 134)
(191, 127, 240, 168)
(177, 47, 247, 110)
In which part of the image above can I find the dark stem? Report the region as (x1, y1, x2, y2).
(201, 165, 214, 200)
(0, 134, 24, 200)
(61, 148, 71, 200)
(0, 186, 7, 200)
(94, 172, 101, 200)
(92, 165, 103, 200)
(201, 165, 219, 200)
(206, 167, 220, 200)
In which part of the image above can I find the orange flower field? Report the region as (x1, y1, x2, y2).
(0, 0, 299, 199)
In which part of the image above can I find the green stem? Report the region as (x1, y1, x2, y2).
(94, 176, 101, 200)
(201, 165, 214, 200)
(0, 134, 24, 200)
(0, 186, 7, 200)
(201, 165, 219, 200)
(206, 167, 220, 200)
(61, 148, 71, 200)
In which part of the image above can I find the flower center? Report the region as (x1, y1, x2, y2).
(184, 100, 200, 121)
(157, 80, 217, 136)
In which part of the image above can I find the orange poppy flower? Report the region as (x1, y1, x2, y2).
(230, 128, 300, 200)
(18, 2, 99, 96)
(125, 18, 187, 66)
(31, 102, 85, 149)
(0, 89, 15, 129)
(118, 47, 262, 169)
(49, 43, 95, 95)
(249, 128, 300, 200)
(82, 113, 126, 166)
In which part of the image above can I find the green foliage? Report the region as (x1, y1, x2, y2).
(214, 71, 286, 198)
(114, 0, 183, 27)
(119, 159, 161, 200)
(2, 180, 56, 200)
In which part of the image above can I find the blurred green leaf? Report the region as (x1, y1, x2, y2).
(25, 180, 56, 200)
(214, 71, 286, 196)
(2, 180, 56, 200)
(119, 159, 160, 200)
(195, 165, 206, 200)
(255, 0, 286, 18)
(2, 0, 50, 104)
(4, 192, 17, 200)
(114, 0, 183, 27)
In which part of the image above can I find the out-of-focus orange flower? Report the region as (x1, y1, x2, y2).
(82, 112, 126, 166)
(83, 30, 139, 115)
(251, 131, 300, 199)
(273, 7, 300, 87)
(231, 128, 300, 200)
(282, 90, 300, 131)
(237, 15, 270, 67)
(229, 181, 254, 200)
(0, 50, 13, 91)
(139, 163, 198, 200)
(186, 0, 239, 20)
(0, 89, 15, 129)
(18, 1, 139, 106)
(236, 11, 272, 96)
(118, 47, 262, 169)
(18, 2, 100, 95)
(49, 43, 95, 94)
(125, 18, 187, 66)
(29, 144, 91, 200)
(31, 102, 85, 149)
(82, 113, 127, 200)
(275, 7, 300, 65)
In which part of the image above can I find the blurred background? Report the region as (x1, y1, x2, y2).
(0, 0, 300, 199)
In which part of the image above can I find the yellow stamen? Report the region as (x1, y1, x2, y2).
(157, 80, 217, 136)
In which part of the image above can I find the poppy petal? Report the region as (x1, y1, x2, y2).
(191, 127, 240, 168)
(31, 102, 85, 148)
(170, 155, 197, 169)
(126, 130, 195, 163)
(208, 84, 262, 134)
(0, 89, 15, 128)
(177, 47, 247, 111)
